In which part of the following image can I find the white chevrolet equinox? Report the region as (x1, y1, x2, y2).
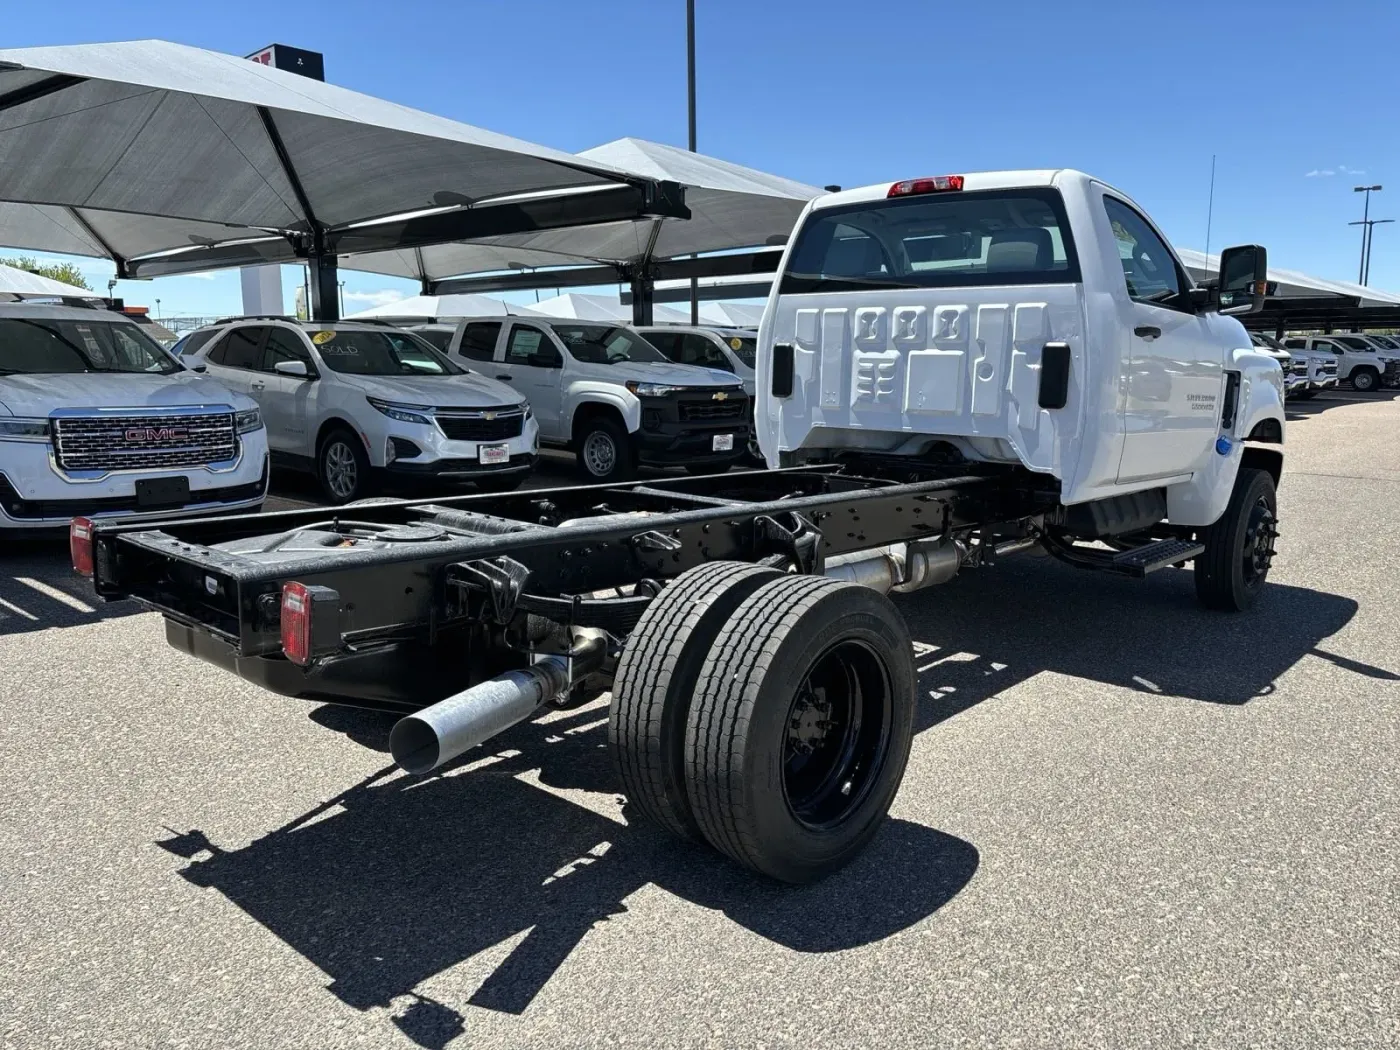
(187, 318, 538, 502)
(0, 302, 268, 533)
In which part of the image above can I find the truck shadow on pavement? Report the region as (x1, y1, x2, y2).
(0, 544, 145, 637)
(159, 705, 979, 1048)
(154, 555, 1377, 1047)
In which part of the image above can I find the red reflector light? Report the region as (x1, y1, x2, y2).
(70, 517, 95, 577)
(281, 581, 314, 665)
(280, 581, 340, 666)
(889, 175, 965, 197)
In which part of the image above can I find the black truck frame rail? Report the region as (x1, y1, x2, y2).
(89, 463, 1056, 660)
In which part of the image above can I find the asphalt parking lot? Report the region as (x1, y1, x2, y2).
(2, 393, 1397, 1050)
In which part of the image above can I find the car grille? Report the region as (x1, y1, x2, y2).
(52, 412, 237, 473)
(1320, 362, 1338, 376)
(678, 396, 747, 422)
(1288, 361, 1308, 376)
(435, 409, 524, 442)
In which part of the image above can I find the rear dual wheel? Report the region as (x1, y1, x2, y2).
(611, 564, 916, 883)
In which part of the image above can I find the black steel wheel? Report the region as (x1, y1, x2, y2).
(1194, 467, 1278, 611)
(609, 562, 783, 840)
(575, 416, 636, 482)
(317, 427, 372, 504)
(685, 575, 916, 883)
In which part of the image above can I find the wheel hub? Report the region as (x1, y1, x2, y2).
(1243, 498, 1278, 579)
(787, 687, 833, 756)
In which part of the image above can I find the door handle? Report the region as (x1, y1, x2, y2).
(250, 381, 265, 390)
(1134, 326, 1162, 340)
(496, 374, 513, 381)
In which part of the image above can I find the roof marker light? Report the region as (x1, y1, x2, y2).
(888, 175, 965, 198)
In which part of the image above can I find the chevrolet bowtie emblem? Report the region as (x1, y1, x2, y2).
(713, 391, 728, 401)
(483, 411, 497, 420)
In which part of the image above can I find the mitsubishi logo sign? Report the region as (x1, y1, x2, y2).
(124, 426, 190, 443)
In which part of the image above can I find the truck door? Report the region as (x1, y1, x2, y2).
(257, 327, 316, 454)
(203, 325, 267, 401)
(497, 323, 563, 440)
(1099, 195, 1224, 484)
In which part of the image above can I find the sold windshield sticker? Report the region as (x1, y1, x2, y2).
(312, 330, 336, 345)
(729, 337, 743, 350)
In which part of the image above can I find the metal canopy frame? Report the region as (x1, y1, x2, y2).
(1239, 296, 1400, 335)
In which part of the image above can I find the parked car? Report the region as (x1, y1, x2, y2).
(1247, 332, 1303, 397)
(170, 325, 227, 360)
(0, 302, 267, 532)
(184, 318, 537, 502)
(1257, 333, 1336, 397)
(442, 317, 749, 481)
(398, 322, 455, 353)
(1283, 334, 1400, 391)
(634, 325, 757, 396)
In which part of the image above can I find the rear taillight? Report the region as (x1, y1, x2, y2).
(280, 581, 341, 666)
(888, 175, 964, 197)
(70, 517, 94, 577)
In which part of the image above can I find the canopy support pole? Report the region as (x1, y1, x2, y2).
(308, 250, 339, 322)
(64, 207, 129, 279)
(629, 218, 665, 326)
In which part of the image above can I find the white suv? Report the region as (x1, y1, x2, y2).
(187, 319, 538, 502)
(0, 302, 267, 532)
(1283, 334, 1400, 392)
(443, 317, 748, 482)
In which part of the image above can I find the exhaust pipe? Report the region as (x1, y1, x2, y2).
(390, 630, 605, 775)
(824, 538, 965, 595)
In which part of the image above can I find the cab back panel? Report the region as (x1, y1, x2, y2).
(769, 285, 1085, 479)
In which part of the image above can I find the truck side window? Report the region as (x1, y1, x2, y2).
(1103, 197, 1183, 307)
(459, 322, 501, 362)
(506, 325, 560, 368)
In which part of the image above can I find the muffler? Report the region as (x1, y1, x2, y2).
(824, 538, 965, 595)
(389, 630, 605, 774)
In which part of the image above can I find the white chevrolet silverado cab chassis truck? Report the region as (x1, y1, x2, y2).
(79, 169, 1283, 884)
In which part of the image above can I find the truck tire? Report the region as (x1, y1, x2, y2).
(1351, 368, 1379, 392)
(317, 427, 372, 504)
(576, 416, 636, 483)
(685, 575, 916, 883)
(609, 561, 783, 841)
(1194, 467, 1277, 612)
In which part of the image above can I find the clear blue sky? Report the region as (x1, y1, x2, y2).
(6, 0, 1399, 316)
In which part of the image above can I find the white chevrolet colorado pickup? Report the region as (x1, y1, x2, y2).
(757, 168, 1284, 610)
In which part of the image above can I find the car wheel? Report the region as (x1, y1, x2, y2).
(576, 417, 636, 483)
(1194, 467, 1278, 612)
(317, 428, 371, 504)
(685, 575, 917, 883)
(1351, 368, 1379, 392)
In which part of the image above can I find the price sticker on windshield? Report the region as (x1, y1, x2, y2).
(729, 337, 743, 350)
(312, 330, 336, 345)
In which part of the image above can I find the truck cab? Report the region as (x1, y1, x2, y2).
(756, 169, 1283, 530)
(444, 316, 749, 481)
(1283, 334, 1400, 392)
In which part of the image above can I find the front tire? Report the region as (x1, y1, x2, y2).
(685, 575, 916, 883)
(317, 428, 371, 504)
(575, 416, 636, 483)
(1351, 368, 1379, 392)
(1194, 467, 1278, 611)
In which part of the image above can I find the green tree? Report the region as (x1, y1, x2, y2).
(0, 255, 92, 291)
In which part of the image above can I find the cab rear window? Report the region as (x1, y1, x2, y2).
(781, 188, 1080, 294)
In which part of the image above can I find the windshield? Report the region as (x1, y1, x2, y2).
(311, 328, 463, 376)
(552, 324, 667, 365)
(1367, 334, 1399, 350)
(1250, 332, 1285, 351)
(782, 188, 1079, 294)
(409, 328, 453, 352)
(0, 317, 180, 375)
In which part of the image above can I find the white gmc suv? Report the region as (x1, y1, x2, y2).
(186, 318, 538, 502)
(0, 303, 268, 533)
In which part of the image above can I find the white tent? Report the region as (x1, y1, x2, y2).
(697, 302, 763, 328)
(0, 261, 95, 298)
(342, 137, 823, 283)
(0, 39, 646, 279)
(532, 292, 690, 324)
(344, 293, 543, 319)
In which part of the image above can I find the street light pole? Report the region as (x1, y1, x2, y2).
(1364, 220, 1394, 285)
(686, 0, 699, 325)
(1353, 184, 1382, 284)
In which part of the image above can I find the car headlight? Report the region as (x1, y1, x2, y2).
(366, 397, 434, 426)
(626, 381, 692, 397)
(521, 403, 532, 421)
(235, 407, 264, 434)
(0, 417, 50, 442)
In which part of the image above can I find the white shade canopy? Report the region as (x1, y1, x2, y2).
(0, 260, 94, 297)
(1178, 248, 1400, 307)
(531, 293, 691, 324)
(344, 293, 543, 319)
(0, 40, 657, 278)
(342, 138, 823, 284)
(697, 302, 764, 327)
